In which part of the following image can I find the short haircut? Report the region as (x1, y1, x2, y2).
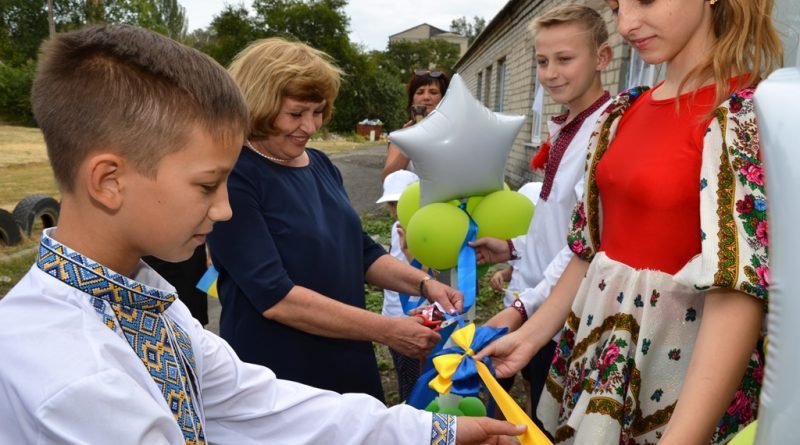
(32, 24, 249, 192)
(406, 69, 450, 112)
(228, 38, 343, 139)
(530, 4, 609, 51)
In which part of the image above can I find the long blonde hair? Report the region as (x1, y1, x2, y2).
(681, 0, 783, 106)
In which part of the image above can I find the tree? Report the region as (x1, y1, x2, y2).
(450, 15, 485, 44)
(192, 4, 259, 67)
(0, 0, 188, 125)
(385, 39, 460, 73)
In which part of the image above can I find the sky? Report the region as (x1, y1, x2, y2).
(182, 0, 509, 51)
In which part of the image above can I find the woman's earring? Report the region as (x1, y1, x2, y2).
(709, 0, 718, 5)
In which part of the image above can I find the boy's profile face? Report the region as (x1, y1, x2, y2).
(386, 201, 398, 220)
(535, 22, 603, 111)
(120, 124, 242, 263)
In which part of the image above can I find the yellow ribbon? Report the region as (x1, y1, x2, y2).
(428, 323, 552, 445)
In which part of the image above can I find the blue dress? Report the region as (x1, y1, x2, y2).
(208, 148, 386, 400)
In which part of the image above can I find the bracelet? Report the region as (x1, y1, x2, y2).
(507, 239, 519, 261)
(511, 298, 528, 322)
(419, 275, 433, 298)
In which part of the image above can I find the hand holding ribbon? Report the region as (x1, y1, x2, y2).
(429, 323, 553, 445)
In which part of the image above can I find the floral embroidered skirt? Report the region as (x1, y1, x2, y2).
(537, 253, 763, 444)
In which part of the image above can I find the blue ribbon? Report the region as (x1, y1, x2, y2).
(399, 259, 431, 315)
(452, 203, 478, 322)
(406, 323, 507, 407)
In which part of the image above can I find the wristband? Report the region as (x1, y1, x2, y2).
(507, 239, 519, 261)
(419, 275, 433, 298)
(511, 298, 528, 322)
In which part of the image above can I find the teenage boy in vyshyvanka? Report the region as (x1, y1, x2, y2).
(471, 4, 613, 429)
(0, 24, 525, 445)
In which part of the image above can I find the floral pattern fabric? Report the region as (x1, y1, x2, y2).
(543, 87, 769, 444)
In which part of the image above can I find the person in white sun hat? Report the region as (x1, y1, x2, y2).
(376, 169, 429, 402)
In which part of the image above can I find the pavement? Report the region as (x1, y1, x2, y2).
(205, 143, 387, 334)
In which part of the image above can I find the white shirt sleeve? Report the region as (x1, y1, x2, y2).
(197, 329, 441, 444)
(517, 246, 575, 318)
(33, 370, 183, 445)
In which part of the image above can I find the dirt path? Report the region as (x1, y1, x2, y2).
(206, 143, 387, 335)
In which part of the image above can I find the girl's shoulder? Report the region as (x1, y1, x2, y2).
(715, 86, 757, 117)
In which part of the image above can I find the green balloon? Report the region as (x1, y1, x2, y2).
(471, 191, 534, 239)
(396, 181, 421, 228)
(439, 406, 464, 416)
(728, 420, 757, 445)
(424, 399, 440, 413)
(406, 203, 469, 270)
(465, 195, 483, 215)
(458, 396, 487, 417)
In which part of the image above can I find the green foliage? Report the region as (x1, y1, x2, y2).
(0, 60, 35, 125)
(450, 16, 486, 45)
(0, 249, 36, 298)
(386, 39, 460, 74)
(192, 4, 260, 67)
(0, 0, 188, 126)
(361, 209, 394, 245)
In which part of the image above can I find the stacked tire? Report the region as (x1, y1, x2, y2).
(0, 195, 60, 246)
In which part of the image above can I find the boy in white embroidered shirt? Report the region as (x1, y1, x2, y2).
(470, 4, 613, 427)
(0, 24, 524, 445)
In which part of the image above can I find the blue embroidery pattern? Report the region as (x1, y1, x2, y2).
(430, 413, 457, 445)
(36, 235, 205, 444)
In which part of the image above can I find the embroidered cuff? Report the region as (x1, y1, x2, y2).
(511, 298, 528, 322)
(430, 413, 457, 445)
(507, 239, 519, 261)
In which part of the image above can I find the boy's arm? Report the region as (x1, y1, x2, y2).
(197, 328, 524, 444)
(476, 255, 588, 378)
(23, 370, 183, 444)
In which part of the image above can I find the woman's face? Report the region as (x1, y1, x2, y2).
(606, 0, 714, 68)
(412, 82, 444, 115)
(264, 97, 325, 158)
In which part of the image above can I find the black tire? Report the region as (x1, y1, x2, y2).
(0, 208, 22, 246)
(12, 194, 60, 237)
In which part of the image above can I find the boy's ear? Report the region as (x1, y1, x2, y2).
(596, 43, 613, 71)
(85, 153, 126, 211)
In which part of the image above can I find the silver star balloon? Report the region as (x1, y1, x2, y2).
(389, 74, 525, 205)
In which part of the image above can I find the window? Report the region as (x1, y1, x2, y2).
(476, 72, 483, 101)
(495, 58, 506, 111)
(483, 66, 492, 105)
(625, 45, 659, 89)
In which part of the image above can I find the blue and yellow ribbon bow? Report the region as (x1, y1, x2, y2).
(429, 323, 553, 445)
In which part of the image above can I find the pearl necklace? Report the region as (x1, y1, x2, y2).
(245, 140, 296, 163)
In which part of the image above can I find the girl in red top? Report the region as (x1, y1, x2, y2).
(478, 0, 783, 443)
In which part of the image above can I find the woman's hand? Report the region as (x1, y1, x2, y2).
(469, 237, 510, 265)
(383, 316, 440, 358)
(423, 278, 464, 315)
(455, 417, 526, 445)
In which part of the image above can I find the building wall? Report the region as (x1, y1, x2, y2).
(454, 0, 631, 188)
